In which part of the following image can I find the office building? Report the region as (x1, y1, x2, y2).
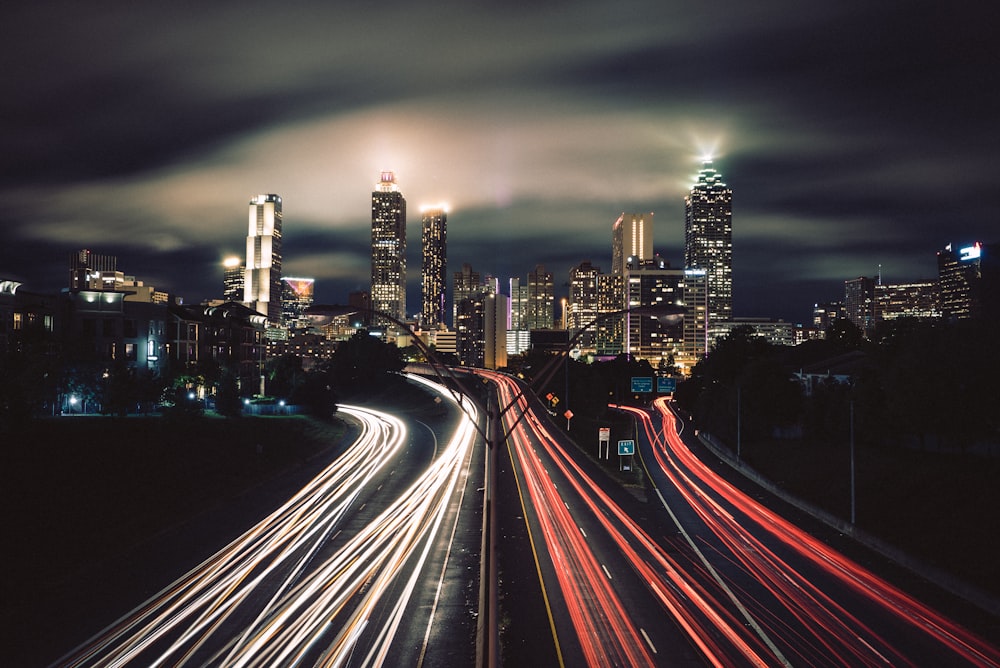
(813, 301, 847, 334)
(623, 256, 685, 364)
(612, 212, 654, 276)
(281, 277, 315, 331)
(223, 257, 244, 302)
(371, 172, 407, 322)
(453, 263, 481, 328)
(876, 281, 940, 321)
(420, 205, 448, 328)
(244, 194, 283, 326)
(844, 276, 876, 337)
(937, 242, 1000, 321)
(568, 261, 602, 352)
(69, 249, 121, 291)
(526, 265, 554, 330)
(684, 160, 733, 324)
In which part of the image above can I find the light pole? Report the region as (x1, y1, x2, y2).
(850, 398, 856, 525)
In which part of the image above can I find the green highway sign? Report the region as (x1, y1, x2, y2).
(657, 377, 677, 393)
(631, 377, 653, 393)
(618, 439, 635, 456)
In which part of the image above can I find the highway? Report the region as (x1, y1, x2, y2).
(55, 374, 482, 667)
(484, 369, 1000, 667)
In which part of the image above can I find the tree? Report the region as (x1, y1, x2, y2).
(327, 331, 405, 395)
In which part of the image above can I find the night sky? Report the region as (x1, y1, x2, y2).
(2, 2, 997, 324)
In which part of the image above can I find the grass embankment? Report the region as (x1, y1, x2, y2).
(0, 414, 346, 607)
(738, 437, 1000, 598)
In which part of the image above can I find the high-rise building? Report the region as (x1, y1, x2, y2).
(684, 160, 733, 325)
(936, 242, 1000, 321)
(453, 263, 481, 328)
(876, 281, 940, 321)
(371, 172, 407, 322)
(681, 268, 709, 365)
(612, 213, 654, 276)
(223, 257, 244, 302)
(455, 288, 507, 370)
(420, 205, 447, 328)
(526, 265, 554, 330)
(244, 194, 283, 326)
(69, 249, 119, 291)
(844, 276, 876, 337)
(623, 256, 685, 363)
(281, 277, 315, 331)
(568, 261, 602, 352)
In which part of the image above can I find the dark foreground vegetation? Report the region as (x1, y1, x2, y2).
(0, 414, 346, 621)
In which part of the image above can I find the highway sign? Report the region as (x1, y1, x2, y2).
(618, 439, 635, 456)
(657, 376, 677, 393)
(631, 377, 653, 393)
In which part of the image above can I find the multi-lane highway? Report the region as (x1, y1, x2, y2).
(485, 369, 1000, 667)
(55, 374, 483, 667)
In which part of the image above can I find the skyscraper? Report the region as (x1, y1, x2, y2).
(420, 205, 447, 328)
(844, 276, 876, 337)
(526, 265, 554, 330)
(453, 263, 481, 328)
(281, 277, 315, 331)
(684, 160, 733, 324)
(223, 256, 244, 303)
(371, 171, 407, 322)
(612, 212, 654, 276)
(568, 261, 602, 352)
(244, 194, 283, 326)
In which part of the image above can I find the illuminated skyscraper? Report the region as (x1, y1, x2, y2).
(371, 171, 407, 322)
(223, 256, 244, 302)
(526, 265, 554, 330)
(281, 277, 315, 331)
(244, 194, 283, 325)
(684, 160, 732, 324)
(937, 242, 995, 321)
(568, 261, 602, 352)
(453, 263, 481, 328)
(420, 205, 447, 328)
(612, 212, 654, 276)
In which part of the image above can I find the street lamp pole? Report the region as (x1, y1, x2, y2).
(850, 398, 856, 525)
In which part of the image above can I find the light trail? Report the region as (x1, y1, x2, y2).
(58, 375, 479, 668)
(625, 396, 1000, 667)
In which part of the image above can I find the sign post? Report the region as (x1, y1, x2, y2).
(599, 427, 610, 459)
(618, 439, 635, 471)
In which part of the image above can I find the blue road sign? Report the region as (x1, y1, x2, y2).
(618, 439, 635, 456)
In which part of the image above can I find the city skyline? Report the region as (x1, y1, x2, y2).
(2, 2, 997, 324)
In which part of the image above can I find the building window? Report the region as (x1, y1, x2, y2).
(12, 312, 22, 330)
(125, 342, 137, 361)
